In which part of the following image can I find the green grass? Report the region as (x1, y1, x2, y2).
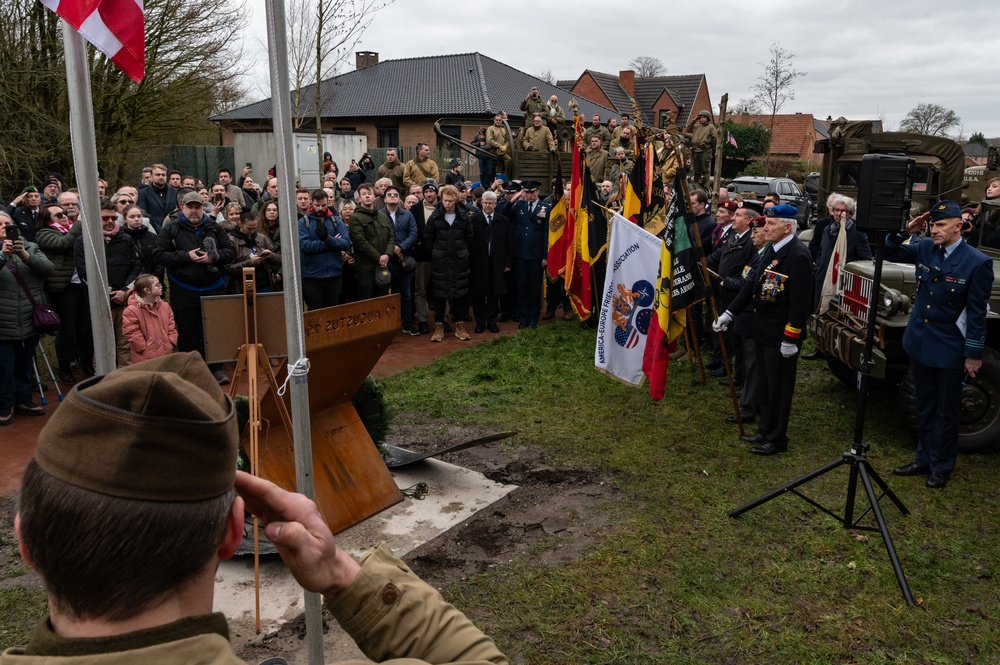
(0, 587, 46, 651)
(381, 322, 1000, 664)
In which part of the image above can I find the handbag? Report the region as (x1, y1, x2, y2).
(4, 258, 61, 334)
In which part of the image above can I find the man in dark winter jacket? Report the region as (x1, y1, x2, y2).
(348, 183, 394, 300)
(299, 189, 351, 310)
(136, 164, 178, 233)
(151, 192, 235, 383)
(381, 186, 418, 334)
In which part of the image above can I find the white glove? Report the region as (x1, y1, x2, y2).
(712, 311, 733, 332)
(780, 342, 799, 358)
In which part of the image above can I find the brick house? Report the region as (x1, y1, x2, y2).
(556, 69, 714, 130)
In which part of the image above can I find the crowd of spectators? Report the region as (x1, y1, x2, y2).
(0, 151, 574, 424)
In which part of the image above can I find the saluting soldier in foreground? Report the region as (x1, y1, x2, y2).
(885, 201, 993, 489)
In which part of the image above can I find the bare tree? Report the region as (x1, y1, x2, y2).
(730, 97, 762, 116)
(753, 43, 804, 173)
(899, 103, 961, 137)
(536, 68, 556, 85)
(285, 0, 317, 129)
(628, 56, 666, 78)
(0, 0, 249, 188)
(314, 0, 392, 170)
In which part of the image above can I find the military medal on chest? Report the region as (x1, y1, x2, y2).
(760, 267, 788, 302)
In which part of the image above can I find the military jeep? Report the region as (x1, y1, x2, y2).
(808, 121, 1000, 454)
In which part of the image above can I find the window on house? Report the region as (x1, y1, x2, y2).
(377, 124, 399, 149)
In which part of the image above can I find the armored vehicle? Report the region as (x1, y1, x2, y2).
(808, 121, 1000, 454)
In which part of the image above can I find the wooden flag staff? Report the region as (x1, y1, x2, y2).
(227, 268, 293, 633)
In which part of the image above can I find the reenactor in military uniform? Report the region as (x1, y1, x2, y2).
(402, 142, 439, 190)
(520, 114, 557, 152)
(683, 110, 717, 188)
(585, 135, 611, 185)
(713, 204, 814, 455)
(376, 148, 405, 191)
(486, 112, 511, 175)
(612, 114, 634, 142)
(886, 201, 994, 488)
(519, 87, 548, 128)
(608, 147, 633, 194)
(583, 114, 612, 151)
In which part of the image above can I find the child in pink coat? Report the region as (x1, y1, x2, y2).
(121, 274, 177, 363)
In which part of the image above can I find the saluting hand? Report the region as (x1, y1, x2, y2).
(235, 471, 361, 599)
(906, 212, 930, 235)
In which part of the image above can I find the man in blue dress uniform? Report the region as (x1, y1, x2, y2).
(503, 180, 549, 328)
(885, 201, 994, 488)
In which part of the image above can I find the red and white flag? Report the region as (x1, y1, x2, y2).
(40, 0, 145, 83)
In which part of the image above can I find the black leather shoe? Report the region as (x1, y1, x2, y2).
(58, 370, 77, 385)
(708, 367, 727, 377)
(726, 414, 754, 424)
(750, 441, 787, 456)
(802, 350, 824, 360)
(705, 361, 722, 371)
(926, 472, 949, 489)
(474, 324, 485, 334)
(417, 321, 429, 334)
(740, 433, 764, 443)
(718, 379, 741, 387)
(488, 324, 500, 333)
(443, 322, 453, 334)
(893, 462, 930, 477)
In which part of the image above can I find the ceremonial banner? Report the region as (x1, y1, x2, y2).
(40, 0, 146, 82)
(817, 221, 848, 314)
(546, 134, 569, 280)
(595, 214, 662, 385)
(641, 174, 700, 400)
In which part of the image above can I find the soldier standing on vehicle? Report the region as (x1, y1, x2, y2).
(519, 87, 548, 129)
(486, 113, 511, 176)
(886, 201, 993, 489)
(683, 110, 716, 189)
(583, 114, 612, 151)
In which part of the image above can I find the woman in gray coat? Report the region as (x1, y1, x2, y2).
(0, 211, 54, 424)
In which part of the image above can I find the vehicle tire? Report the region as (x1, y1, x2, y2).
(353, 376, 390, 445)
(896, 347, 1000, 455)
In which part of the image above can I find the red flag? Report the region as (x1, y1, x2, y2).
(41, 0, 146, 83)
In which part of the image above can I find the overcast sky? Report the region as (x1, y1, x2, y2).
(243, 0, 1000, 138)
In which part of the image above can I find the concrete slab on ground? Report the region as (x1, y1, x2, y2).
(214, 456, 517, 633)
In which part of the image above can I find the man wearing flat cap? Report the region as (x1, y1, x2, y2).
(713, 204, 813, 455)
(885, 201, 993, 489)
(6, 353, 508, 665)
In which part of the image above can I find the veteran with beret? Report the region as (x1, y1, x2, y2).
(6, 352, 508, 665)
(885, 201, 994, 489)
(713, 204, 814, 455)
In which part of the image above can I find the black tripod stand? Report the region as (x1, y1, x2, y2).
(729, 232, 914, 606)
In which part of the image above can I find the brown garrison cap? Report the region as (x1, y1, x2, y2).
(33, 352, 238, 501)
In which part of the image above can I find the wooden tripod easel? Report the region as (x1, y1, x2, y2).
(228, 268, 291, 633)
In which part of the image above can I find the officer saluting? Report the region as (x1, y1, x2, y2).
(712, 204, 814, 455)
(886, 201, 994, 489)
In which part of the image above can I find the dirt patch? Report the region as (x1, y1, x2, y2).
(231, 421, 620, 662)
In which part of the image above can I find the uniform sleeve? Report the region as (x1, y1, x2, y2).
(963, 257, 994, 360)
(883, 232, 920, 263)
(782, 245, 815, 345)
(329, 543, 508, 665)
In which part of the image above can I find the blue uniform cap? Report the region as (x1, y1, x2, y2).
(765, 203, 798, 220)
(929, 200, 962, 221)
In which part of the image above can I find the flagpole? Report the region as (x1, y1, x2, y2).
(61, 23, 116, 375)
(263, 3, 323, 664)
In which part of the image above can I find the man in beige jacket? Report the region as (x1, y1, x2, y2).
(4, 353, 508, 665)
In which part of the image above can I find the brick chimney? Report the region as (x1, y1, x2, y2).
(356, 51, 379, 70)
(619, 70, 635, 98)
